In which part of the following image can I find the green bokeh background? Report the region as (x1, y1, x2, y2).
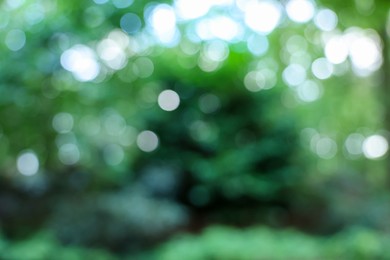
(0, 0, 389, 258)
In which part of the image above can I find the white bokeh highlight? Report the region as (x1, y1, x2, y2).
(61, 45, 100, 82)
(286, 0, 315, 23)
(58, 143, 80, 165)
(137, 130, 159, 152)
(363, 135, 388, 159)
(158, 90, 180, 111)
(315, 137, 337, 159)
(314, 9, 338, 31)
(174, 0, 210, 20)
(148, 4, 179, 46)
(52, 112, 74, 134)
(17, 151, 39, 176)
(311, 58, 333, 80)
(345, 133, 364, 156)
(5, 29, 26, 51)
(282, 64, 307, 87)
(244, 0, 282, 35)
(325, 36, 349, 64)
(296, 80, 321, 102)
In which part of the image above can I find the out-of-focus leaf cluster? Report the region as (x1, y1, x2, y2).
(1, 226, 389, 259)
(156, 226, 390, 260)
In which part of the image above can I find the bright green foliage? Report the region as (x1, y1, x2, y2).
(1, 226, 389, 259)
(157, 226, 390, 260)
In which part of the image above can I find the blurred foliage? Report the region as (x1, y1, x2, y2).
(0, 232, 116, 260)
(1, 226, 389, 260)
(0, 0, 390, 258)
(156, 225, 390, 260)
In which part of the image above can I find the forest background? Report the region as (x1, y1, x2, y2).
(0, 0, 390, 258)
